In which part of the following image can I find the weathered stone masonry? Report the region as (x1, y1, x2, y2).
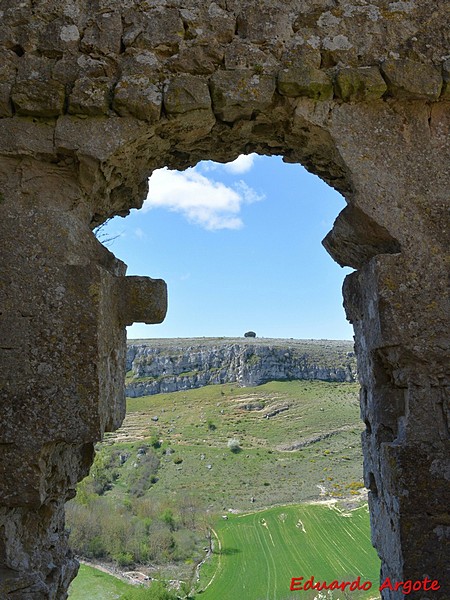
(0, 1, 448, 598)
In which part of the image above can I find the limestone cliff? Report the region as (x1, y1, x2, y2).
(126, 338, 357, 396)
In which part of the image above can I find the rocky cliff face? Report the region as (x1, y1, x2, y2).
(126, 338, 357, 396)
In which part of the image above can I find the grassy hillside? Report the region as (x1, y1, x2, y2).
(198, 504, 380, 600)
(127, 338, 355, 355)
(68, 379, 371, 596)
(68, 564, 135, 599)
(104, 380, 364, 510)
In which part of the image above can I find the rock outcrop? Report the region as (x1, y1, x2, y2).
(126, 338, 357, 396)
(0, 1, 448, 598)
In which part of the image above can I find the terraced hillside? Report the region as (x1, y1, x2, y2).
(104, 380, 365, 511)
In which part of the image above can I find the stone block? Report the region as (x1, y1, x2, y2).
(163, 74, 211, 114)
(113, 75, 162, 121)
(53, 54, 115, 87)
(0, 49, 17, 82)
(277, 66, 333, 101)
(335, 66, 387, 102)
(168, 42, 224, 75)
(54, 115, 143, 164)
(281, 41, 322, 70)
(179, 4, 235, 45)
(119, 276, 168, 326)
(236, 5, 293, 44)
(11, 55, 65, 117)
(205, 2, 236, 44)
(0, 120, 55, 156)
(322, 205, 401, 269)
(39, 19, 80, 58)
(157, 107, 216, 147)
(381, 58, 442, 100)
(210, 70, 276, 122)
(11, 79, 66, 117)
(81, 12, 122, 55)
(123, 7, 184, 53)
(224, 40, 278, 71)
(68, 76, 111, 116)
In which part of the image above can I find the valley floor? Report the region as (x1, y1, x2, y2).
(68, 380, 376, 599)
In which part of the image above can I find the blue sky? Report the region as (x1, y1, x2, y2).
(105, 155, 354, 340)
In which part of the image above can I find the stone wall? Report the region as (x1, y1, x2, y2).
(0, 1, 448, 598)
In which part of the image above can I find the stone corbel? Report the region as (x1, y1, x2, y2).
(119, 275, 167, 326)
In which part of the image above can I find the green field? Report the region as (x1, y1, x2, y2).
(198, 504, 380, 600)
(69, 503, 381, 600)
(68, 564, 135, 599)
(68, 380, 374, 596)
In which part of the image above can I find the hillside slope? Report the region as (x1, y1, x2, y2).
(104, 380, 364, 510)
(68, 380, 367, 591)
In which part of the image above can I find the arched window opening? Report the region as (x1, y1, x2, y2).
(68, 156, 381, 598)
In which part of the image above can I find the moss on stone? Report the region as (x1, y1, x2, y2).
(335, 66, 387, 102)
(277, 66, 333, 101)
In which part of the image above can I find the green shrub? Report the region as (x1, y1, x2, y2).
(161, 508, 175, 530)
(89, 449, 122, 495)
(150, 434, 161, 449)
(172, 529, 198, 561)
(128, 450, 160, 497)
(67, 498, 150, 564)
(227, 438, 241, 453)
(114, 551, 134, 567)
(87, 535, 106, 558)
(147, 524, 174, 560)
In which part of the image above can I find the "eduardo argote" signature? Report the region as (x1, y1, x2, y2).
(290, 575, 441, 595)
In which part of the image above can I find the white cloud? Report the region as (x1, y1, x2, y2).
(223, 153, 256, 174)
(145, 167, 263, 230)
(197, 161, 218, 173)
(233, 180, 264, 204)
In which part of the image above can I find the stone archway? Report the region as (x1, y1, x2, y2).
(0, 1, 448, 598)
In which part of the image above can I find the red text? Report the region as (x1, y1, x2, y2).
(379, 576, 440, 595)
(290, 576, 372, 592)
